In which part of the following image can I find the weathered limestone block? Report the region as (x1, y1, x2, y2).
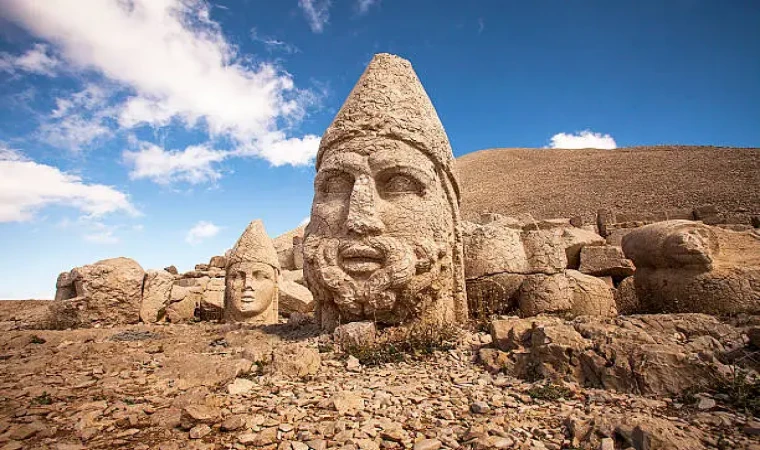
(303, 53, 467, 330)
(52, 257, 145, 326)
(623, 221, 760, 314)
(487, 314, 743, 395)
(521, 230, 568, 274)
(199, 277, 224, 321)
(517, 273, 572, 317)
(579, 245, 635, 278)
(517, 271, 616, 318)
(614, 276, 640, 315)
(559, 227, 606, 269)
(279, 280, 314, 315)
(634, 267, 760, 315)
(166, 284, 198, 322)
(140, 269, 175, 323)
(208, 255, 227, 269)
(463, 222, 527, 278)
(466, 273, 524, 318)
(565, 270, 617, 317)
(225, 220, 280, 324)
(292, 236, 304, 270)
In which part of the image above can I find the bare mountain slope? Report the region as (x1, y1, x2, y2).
(456, 145, 760, 222)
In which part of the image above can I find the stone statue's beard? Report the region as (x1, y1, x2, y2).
(304, 235, 444, 321)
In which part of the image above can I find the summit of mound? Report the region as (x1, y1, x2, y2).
(456, 145, 760, 222)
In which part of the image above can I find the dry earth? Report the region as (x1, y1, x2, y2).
(457, 146, 760, 222)
(1, 301, 759, 450)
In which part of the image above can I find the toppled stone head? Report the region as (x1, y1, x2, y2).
(303, 53, 467, 330)
(225, 220, 280, 323)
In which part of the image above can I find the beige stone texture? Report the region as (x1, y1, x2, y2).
(521, 230, 568, 274)
(268, 344, 321, 378)
(623, 221, 760, 314)
(622, 220, 718, 270)
(208, 255, 227, 269)
(303, 53, 466, 330)
(224, 220, 280, 324)
(579, 245, 635, 278)
(488, 313, 742, 396)
(614, 276, 640, 315)
(333, 321, 377, 349)
(517, 271, 616, 318)
(279, 279, 314, 314)
(559, 227, 606, 269)
(166, 284, 198, 322)
(198, 277, 225, 321)
(140, 269, 175, 323)
(52, 257, 145, 326)
(463, 221, 527, 279)
(282, 269, 306, 287)
(465, 273, 524, 319)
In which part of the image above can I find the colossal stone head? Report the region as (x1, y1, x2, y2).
(225, 220, 280, 324)
(303, 53, 467, 330)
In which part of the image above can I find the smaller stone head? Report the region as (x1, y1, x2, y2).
(225, 220, 280, 324)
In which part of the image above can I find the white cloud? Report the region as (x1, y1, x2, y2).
(299, 0, 331, 33)
(548, 130, 617, 149)
(186, 221, 221, 245)
(1, 0, 319, 172)
(356, 0, 380, 15)
(0, 144, 139, 222)
(0, 43, 60, 76)
(124, 142, 229, 185)
(250, 28, 299, 54)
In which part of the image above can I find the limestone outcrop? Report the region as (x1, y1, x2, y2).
(52, 257, 145, 326)
(483, 314, 744, 395)
(140, 269, 175, 323)
(622, 220, 760, 314)
(463, 215, 616, 319)
(303, 53, 467, 330)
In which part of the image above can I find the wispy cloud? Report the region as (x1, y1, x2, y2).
(356, 0, 380, 15)
(477, 18, 485, 34)
(547, 130, 617, 149)
(186, 221, 222, 245)
(0, 43, 60, 76)
(298, 0, 331, 33)
(1, 0, 320, 177)
(124, 142, 229, 185)
(0, 143, 138, 222)
(250, 28, 300, 54)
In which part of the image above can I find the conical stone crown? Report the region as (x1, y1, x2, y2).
(227, 219, 279, 269)
(317, 53, 460, 200)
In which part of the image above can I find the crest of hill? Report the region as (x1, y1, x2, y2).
(456, 145, 760, 222)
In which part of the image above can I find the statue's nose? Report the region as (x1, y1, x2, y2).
(345, 174, 385, 235)
(243, 277, 255, 290)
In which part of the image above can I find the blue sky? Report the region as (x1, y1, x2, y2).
(0, 0, 758, 299)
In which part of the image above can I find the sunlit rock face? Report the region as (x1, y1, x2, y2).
(303, 53, 467, 331)
(224, 220, 280, 324)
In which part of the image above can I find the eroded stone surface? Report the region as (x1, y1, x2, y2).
(224, 220, 280, 324)
(140, 270, 175, 323)
(303, 53, 466, 330)
(623, 221, 760, 314)
(50, 257, 145, 327)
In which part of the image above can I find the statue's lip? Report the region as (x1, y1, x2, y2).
(241, 290, 257, 302)
(339, 244, 384, 274)
(339, 244, 383, 260)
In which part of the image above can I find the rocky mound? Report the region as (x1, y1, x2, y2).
(456, 145, 760, 222)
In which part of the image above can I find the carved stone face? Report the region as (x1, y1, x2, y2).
(224, 261, 277, 321)
(304, 137, 455, 327)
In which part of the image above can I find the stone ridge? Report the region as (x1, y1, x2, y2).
(457, 145, 760, 223)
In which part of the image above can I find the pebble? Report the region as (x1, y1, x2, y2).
(189, 424, 211, 439)
(413, 439, 442, 450)
(697, 397, 716, 410)
(470, 401, 490, 414)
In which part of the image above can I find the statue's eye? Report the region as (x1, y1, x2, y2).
(318, 172, 354, 195)
(380, 173, 423, 196)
